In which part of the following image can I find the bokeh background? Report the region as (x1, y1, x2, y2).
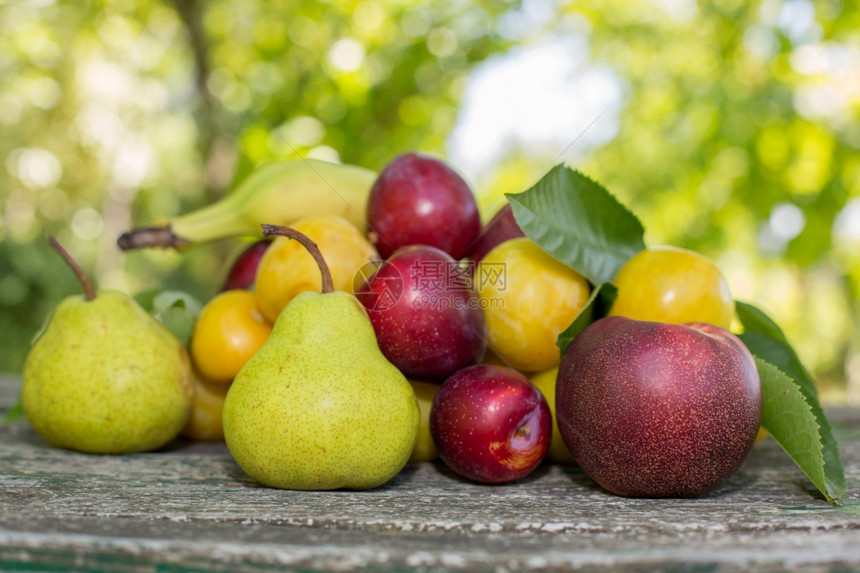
(1, 0, 858, 403)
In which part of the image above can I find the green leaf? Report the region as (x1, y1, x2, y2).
(738, 301, 845, 502)
(735, 301, 788, 342)
(136, 289, 202, 347)
(133, 289, 159, 313)
(157, 307, 196, 347)
(506, 165, 646, 284)
(2, 396, 25, 424)
(556, 282, 617, 354)
(756, 358, 834, 503)
(152, 290, 202, 318)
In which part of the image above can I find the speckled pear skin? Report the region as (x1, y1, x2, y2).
(22, 290, 194, 454)
(223, 290, 419, 490)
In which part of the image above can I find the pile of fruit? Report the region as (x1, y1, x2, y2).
(20, 153, 845, 503)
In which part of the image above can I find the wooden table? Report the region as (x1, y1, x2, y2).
(1, 375, 858, 572)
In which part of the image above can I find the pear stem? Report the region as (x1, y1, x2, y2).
(261, 224, 334, 294)
(49, 236, 96, 301)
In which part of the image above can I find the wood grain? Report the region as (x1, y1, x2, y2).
(2, 376, 859, 571)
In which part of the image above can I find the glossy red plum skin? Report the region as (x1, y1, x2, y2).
(222, 240, 272, 291)
(367, 153, 481, 260)
(355, 246, 486, 382)
(431, 365, 552, 484)
(467, 204, 525, 265)
(556, 317, 761, 498)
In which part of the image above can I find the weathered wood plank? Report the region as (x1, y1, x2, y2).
(2, 375, 859, 571)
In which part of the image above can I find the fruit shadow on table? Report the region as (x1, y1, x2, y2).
(418, 459, 554, 487)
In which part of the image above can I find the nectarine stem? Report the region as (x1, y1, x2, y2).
(49, 236, 96, 301)
(261, 224, 334, 294)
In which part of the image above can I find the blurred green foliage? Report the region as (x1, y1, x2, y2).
(576, 0, 860, 403)
(1, 0, 858, 403)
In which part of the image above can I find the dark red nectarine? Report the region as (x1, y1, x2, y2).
(556, 317, 761, 498)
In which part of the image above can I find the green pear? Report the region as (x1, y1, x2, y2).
(22, 238, 193, 454)
(222, 225, 419, 490)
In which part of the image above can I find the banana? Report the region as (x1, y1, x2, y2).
(117, 159, 377, 250)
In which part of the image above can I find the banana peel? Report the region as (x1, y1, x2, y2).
(118, 159, 377, 250)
